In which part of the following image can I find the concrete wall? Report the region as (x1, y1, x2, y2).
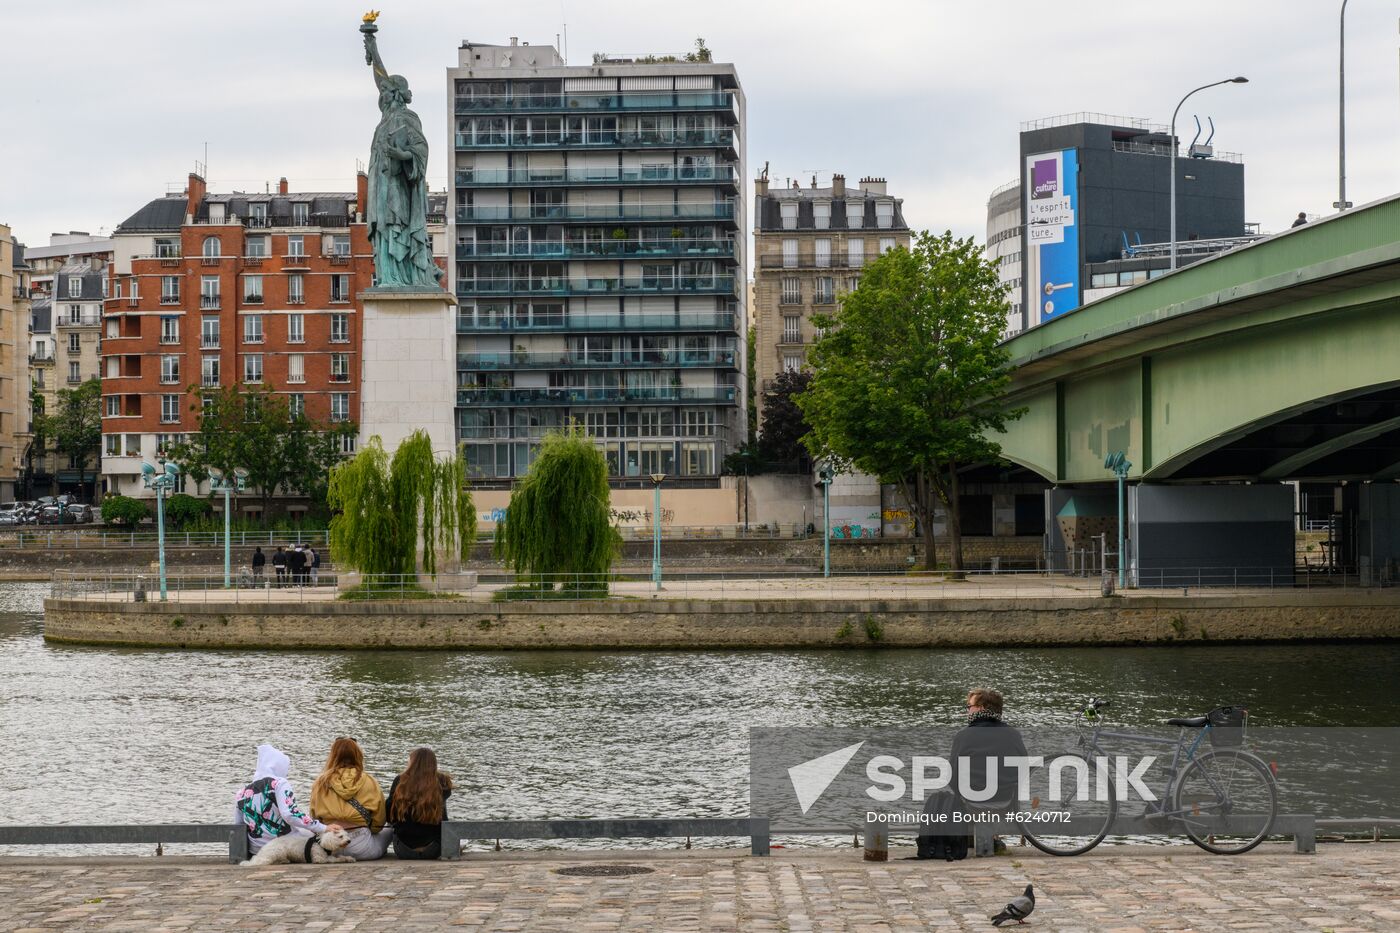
(1131, 483, 1294, 582)
(1359, 483, 1400, 585)
(472, 484, 739, 532)
(44, 590, 1400, 650)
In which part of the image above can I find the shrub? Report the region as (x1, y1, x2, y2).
(165, 493, 211, 528)
(100, 495, 149, 527)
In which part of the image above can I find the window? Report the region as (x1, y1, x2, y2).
(330, 392, 350, 423)
(287, 354, 305, 384)
(243, 354, 263, 383)
(160, 316, 179, 344)
(287, 234, 305, 257)
(67, 304, 81, 325)
(331, 234, 351, 256)
(814, 239, 831, 268)
(105, 395, 119, 417)
(161, 394, 180, 423)
(814, 277, 835, 304)
(1090, 272, 1116, 288)
(846, 199, 865, 229)
(161, 276, 180, 304)
(287, 313, 304, 343)
(681, 442, 714, 476)
(106, 319, 118, 340)
(249, 202, 267, 225)
(68, 361, 81, 383)
(782, 316, 801, 343)
(105, 356, 118, 378)
(288, 393, 305, 418)
(160, 354, 180, 384)
(100, 277, 108, 299)
(201, 355, 220, 387)
(876, 200, 894, 229)
(848, 238, 866, 267)
(155, 237, 179, 258)
(246, 235, 269, 258)
(67, 276, 82, 298)
(879, 237, 896, 254)
(330, 313, 349, 343)
(291, 203, 309, 226)
(200, 276, 220, 310)
(243, 314, 263, 344)
(330, 274, 351, 302)
(243, 275, 263, 304)
(681, 410, 716, 436)
(67, 333, 80, 353)
(813, 200, 831, 230)
(288, 273, 304, 303)
(781, 238, 797, 268)
(780, 202, 797, 230)
(780, 277, 800, 305)
(783, 353, 803, 372)
(202, 236, 220, 258)
(105, 435, 120, 456)
(201, 316, 220, 349)
(331, 352, 350, 382)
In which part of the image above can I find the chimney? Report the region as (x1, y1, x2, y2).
(810, 176, 818, 189)
(355, 171, 369, 220)
(831, 174, 846, 198)
(509, 36, 519, 46)
(860, 176, 887, 195)
(754, 175, 769, 198)
(185, 172, 207, 218)
(278, 177, 289, 195)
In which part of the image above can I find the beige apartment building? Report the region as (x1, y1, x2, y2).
(0, 226, 25, 500)
(751, 172, 911, 428)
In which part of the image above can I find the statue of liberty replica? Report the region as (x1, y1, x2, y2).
(361, 12, 442, 289)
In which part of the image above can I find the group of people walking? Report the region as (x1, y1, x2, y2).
(234, 738, 452, 861)
(250, 544, 321, 586)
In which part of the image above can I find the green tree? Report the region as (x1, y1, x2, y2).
(165, 493, 211, 528)
(40, 378, 101, 500)
(758, 369, 813, 471)
(493, 426, 621, 595)
(799, 231, 1023, 571)
(100, 495, 149, 526)
(327, 431, 475, 578)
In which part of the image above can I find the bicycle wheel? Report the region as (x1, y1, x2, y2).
(1172, 748, 1277, 855)
(1020, 754, 1117, 856)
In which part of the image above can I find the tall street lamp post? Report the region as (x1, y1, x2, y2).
(208, 466, 249, 588)
(817, 465, 834, 578)
(140, 457, 181, 601)
(650, 472, 665, 591)
(1337, 0, 1353, 211)
(1169, 76, 1249, 271)
(1104, 451, 1132, 589)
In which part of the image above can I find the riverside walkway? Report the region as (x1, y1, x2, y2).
(0, 844, 1395, 931)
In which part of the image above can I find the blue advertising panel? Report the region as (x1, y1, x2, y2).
(1023, 148, 1080, 322)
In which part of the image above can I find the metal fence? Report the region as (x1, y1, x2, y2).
(0, 528, 330, 549)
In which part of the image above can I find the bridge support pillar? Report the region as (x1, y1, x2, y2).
(1129, 484, 1294, 588)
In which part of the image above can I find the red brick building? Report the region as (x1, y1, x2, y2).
(100, 173, 371, 507)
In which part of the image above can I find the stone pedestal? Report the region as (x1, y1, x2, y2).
(358, 287, 457, 457)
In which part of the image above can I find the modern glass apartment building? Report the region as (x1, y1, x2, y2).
(447, 39, 745, 483)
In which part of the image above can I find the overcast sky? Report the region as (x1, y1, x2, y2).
(3, 0, 1397, 249)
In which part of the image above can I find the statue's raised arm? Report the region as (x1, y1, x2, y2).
(360, 11, 391, 93)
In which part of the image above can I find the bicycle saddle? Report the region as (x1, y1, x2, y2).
(1166, 715, 1209, 727)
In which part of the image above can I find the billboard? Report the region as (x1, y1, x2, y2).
(1023, 148, 1080, 323)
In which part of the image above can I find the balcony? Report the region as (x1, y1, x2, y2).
(456, 311, 736, 334)
(758, 254, 868, 270)
(330, 372, 350, 383)
(454, 129, 736, 151)
(201, 376, 221, 388)
(288, 295, 306, 305)
(454, 91, 736, 115)
(329, 254, 351, 266)
(457, 385, 737, 406)
(455, 203, 736, 225)
(454, 165, 738, 188)
(244, 256, 266, 268)
(201, 338, 220, 350)
(455, 275, 736, 299)
(455, 238, 735, 262)
(158, 335, 181, 345)
(201, 256, 224, 267)
(199, 296, 221, 310)
(459, 349, 736, 371)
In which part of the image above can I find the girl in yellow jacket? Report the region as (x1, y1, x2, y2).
(310, 737, 393, 860)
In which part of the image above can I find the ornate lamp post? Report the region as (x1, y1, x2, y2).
(140, 457, 181, 601)
(1169, 76, 1248, 270)
(208, 466, 249, 588)
(1104, 451, 1132, 589)
(817, 465, 835, 578)
(650, 472, 666, 590)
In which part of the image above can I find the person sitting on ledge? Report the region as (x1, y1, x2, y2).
(386, 746, 454, 860)
(311, 737, 392, 860)
(233, 744, 327, 855)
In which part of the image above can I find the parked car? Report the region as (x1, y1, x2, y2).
(65, 504, 94, 524)
(36, 506, 78, 525)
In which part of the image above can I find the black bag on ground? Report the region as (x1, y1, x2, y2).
(914, 789, 970, 861)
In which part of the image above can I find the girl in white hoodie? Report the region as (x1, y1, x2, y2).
(233, 744, 327, 853)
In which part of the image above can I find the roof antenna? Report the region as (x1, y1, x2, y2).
(561, 1, 568, 63)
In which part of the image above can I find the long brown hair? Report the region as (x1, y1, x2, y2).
(312, 736, 365, 796)
(389, 747, 452, 824)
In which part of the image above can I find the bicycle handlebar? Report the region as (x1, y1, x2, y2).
(1083, 698, 1112, 719)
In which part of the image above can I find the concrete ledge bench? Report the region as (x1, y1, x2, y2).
(0, 824, 246, 861)
(863, 813, 1318, 859)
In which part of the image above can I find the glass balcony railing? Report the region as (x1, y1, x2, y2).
(454, 166, 738, 187)
(455, 203, 735, 224)
(458, 350, 738, 370)
(454, 92, 736, 114)
(455, 238, 736, 261)
(454, 129, 736, 150)
(457, 385, 738, 406)
(456, 312, 736, 334)
(455, 275, 737, 298)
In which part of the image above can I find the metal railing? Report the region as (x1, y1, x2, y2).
(453, 91, 735, 113)
(455, 239, 735, 261)
(758, 254, 865, 270)
(457, 385, 736, 406)
(454, 129, 736, 150)
(458, 350, 737, 370)
(456, 165, 738, 187)
(456, 311, 737, 333)
(455, 275, 736, 297)
(3, 528, 328, 549)
(455, 203, 736, 224)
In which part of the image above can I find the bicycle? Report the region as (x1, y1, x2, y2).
(1019, 698, 1278, 856)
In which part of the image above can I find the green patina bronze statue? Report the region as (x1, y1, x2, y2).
(360, 12, 442, 290)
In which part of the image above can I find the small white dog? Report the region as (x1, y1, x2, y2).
(242, 827, 356, 866)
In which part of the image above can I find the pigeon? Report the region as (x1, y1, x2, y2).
(990, 884, 1034, 926)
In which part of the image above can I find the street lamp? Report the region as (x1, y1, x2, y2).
(650, 472, 666, 590)
(208, 466, 249, 588)
(1169, 76, 1249, 270)
(1104, 451, 1132, 589)
(817, 465, 835, 578)
(140, 457, 181, 601)
(1337, 0, 1353, 211)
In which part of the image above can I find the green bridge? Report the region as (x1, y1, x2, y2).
(994, 193, 1400, 583)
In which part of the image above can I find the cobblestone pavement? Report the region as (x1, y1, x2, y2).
(0, 844, 1396, 931)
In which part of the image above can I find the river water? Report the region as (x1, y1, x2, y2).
(2, 583, 1398, 850)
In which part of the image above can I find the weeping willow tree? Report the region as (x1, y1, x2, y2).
(328, 431, 475, 578)
(494, 426, 621, 595)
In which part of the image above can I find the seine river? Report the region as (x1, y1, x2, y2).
(2, 582, 1397, 851)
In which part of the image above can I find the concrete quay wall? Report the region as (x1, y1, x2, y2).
(42, 591, 1400, 650)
